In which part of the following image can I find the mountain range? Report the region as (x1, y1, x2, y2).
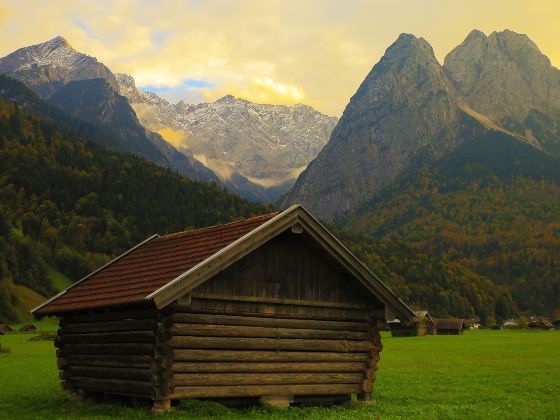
(117, 73, 337, 201)
(0, 30, 559, 321)
(281, 29, 560, 219)
(0, 35, 337, 202)
(0, 36, 219, 184)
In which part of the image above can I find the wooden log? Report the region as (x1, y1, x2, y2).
(57, 330, 158, 344)
(171, 323, 369, 341)
(67, 365, 156, 382)
(59, 355, 157, 369)
(63, 308, 156, 323)
(171, 384, 362, 399)
(172, 312, 369, 331)
(63, 343, 154, 355)
(69, 376, 155, 398)
(174, 349, 369, 362)
(61, 319, 156, 334)
(190, 292, 374, 310)
(187, 303, 369, 322)
(152, 399, 171, 413)
(174, 372, 364, 386)
(170, 336, 372, 352)
(172, 361, 367, 373)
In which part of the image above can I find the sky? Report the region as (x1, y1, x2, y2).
(0, 0, 559, 116)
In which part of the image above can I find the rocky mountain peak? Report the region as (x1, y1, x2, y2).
(444, 29, 560, 152)
(46, 36, 73, 49)
(281, 33, 463, 219)
(116, 73, 136, 90)
(217, 94, 237, 103)
(0, 36, 118, 96)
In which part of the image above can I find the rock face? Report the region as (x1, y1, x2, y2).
(282, 30, 560, 219)
(0, 37, 219, 184)
(281, 34, 468, 218)
(117, 73, 338, 201)
(0, 36, 118, 97)
(444, 29, 560, 154)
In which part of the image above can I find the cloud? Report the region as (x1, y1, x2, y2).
(0, 0, 559, 115)
(156, 127, 186, 148)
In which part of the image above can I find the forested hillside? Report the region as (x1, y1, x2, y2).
(342, 133, 560, 319)
(0, 99, 268, 322)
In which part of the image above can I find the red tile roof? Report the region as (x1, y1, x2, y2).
(35, 212, 278, 316)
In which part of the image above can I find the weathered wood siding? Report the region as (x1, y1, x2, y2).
(194, 231, 384, 312)
(55, 306, 173, 400)
(169, 307, 382, 400)
(168, 232, 385, 400)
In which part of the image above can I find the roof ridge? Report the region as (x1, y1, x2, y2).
(156, 212, 279, 240)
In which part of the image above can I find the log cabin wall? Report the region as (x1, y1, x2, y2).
(168, 231, 385, 402)
(55, 305, 173, 401)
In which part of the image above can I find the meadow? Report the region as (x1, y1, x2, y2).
(0, 322, 558, 419)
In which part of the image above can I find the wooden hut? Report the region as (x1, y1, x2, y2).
(0, 323, 14, 333)
(388, 310, 434, 337)
(19, 324, 37, 333)
(432, 318, 464, 335)
(32, 205, 414, 412)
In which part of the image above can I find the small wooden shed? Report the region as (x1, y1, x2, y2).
(388, 310, 434, 337)
(33, 205, 414, 411)
(433, 318, 464, 335)
(0, 323, 14, 333)
(19, 324, 37, 333)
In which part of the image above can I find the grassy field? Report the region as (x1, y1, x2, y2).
(0, 323, 558, 419)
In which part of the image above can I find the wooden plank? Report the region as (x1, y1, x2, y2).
(170, 383, 362, 399)
(174, 349, 369, 362)
(57, 330, 157, 345)
(62, 319, 156, 334)
(190, 292, 373, 310)
(172, 312, 369, 331)
(170, 336, 372, 352)
(172, 361, 366, 373)
(174, 372, 364, 386)
(171, 323, 370, 340)
(63, 343, 154, 355)
(69, 376, 154, 397)
(67, 366, 155, 381)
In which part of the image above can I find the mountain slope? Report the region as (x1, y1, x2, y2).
(444, 29, 560, 154)
(282, 30, 560, 219)
(281, 34, 480, 219)
(342, 130, 560, 316)
(0, 37, 220, 184)
(117, 73, 338, 201)
(0, 36, 118, 97)
(0, 96, 268, 322)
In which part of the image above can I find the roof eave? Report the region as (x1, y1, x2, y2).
(32, 234, 160, 317)
(148, 204, 415, 321)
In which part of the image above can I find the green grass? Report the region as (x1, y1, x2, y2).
(0, 329, 559, 419)
(47, 267, 73, 292)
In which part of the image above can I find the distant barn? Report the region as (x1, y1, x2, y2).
(433, 318, 464, 335)
(0, 323, 14, 333)
(527, 320, 551, 330)
(388, 310, 434, 337)
(33, 205, 415, 412)
(19, 324, 37, 333)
